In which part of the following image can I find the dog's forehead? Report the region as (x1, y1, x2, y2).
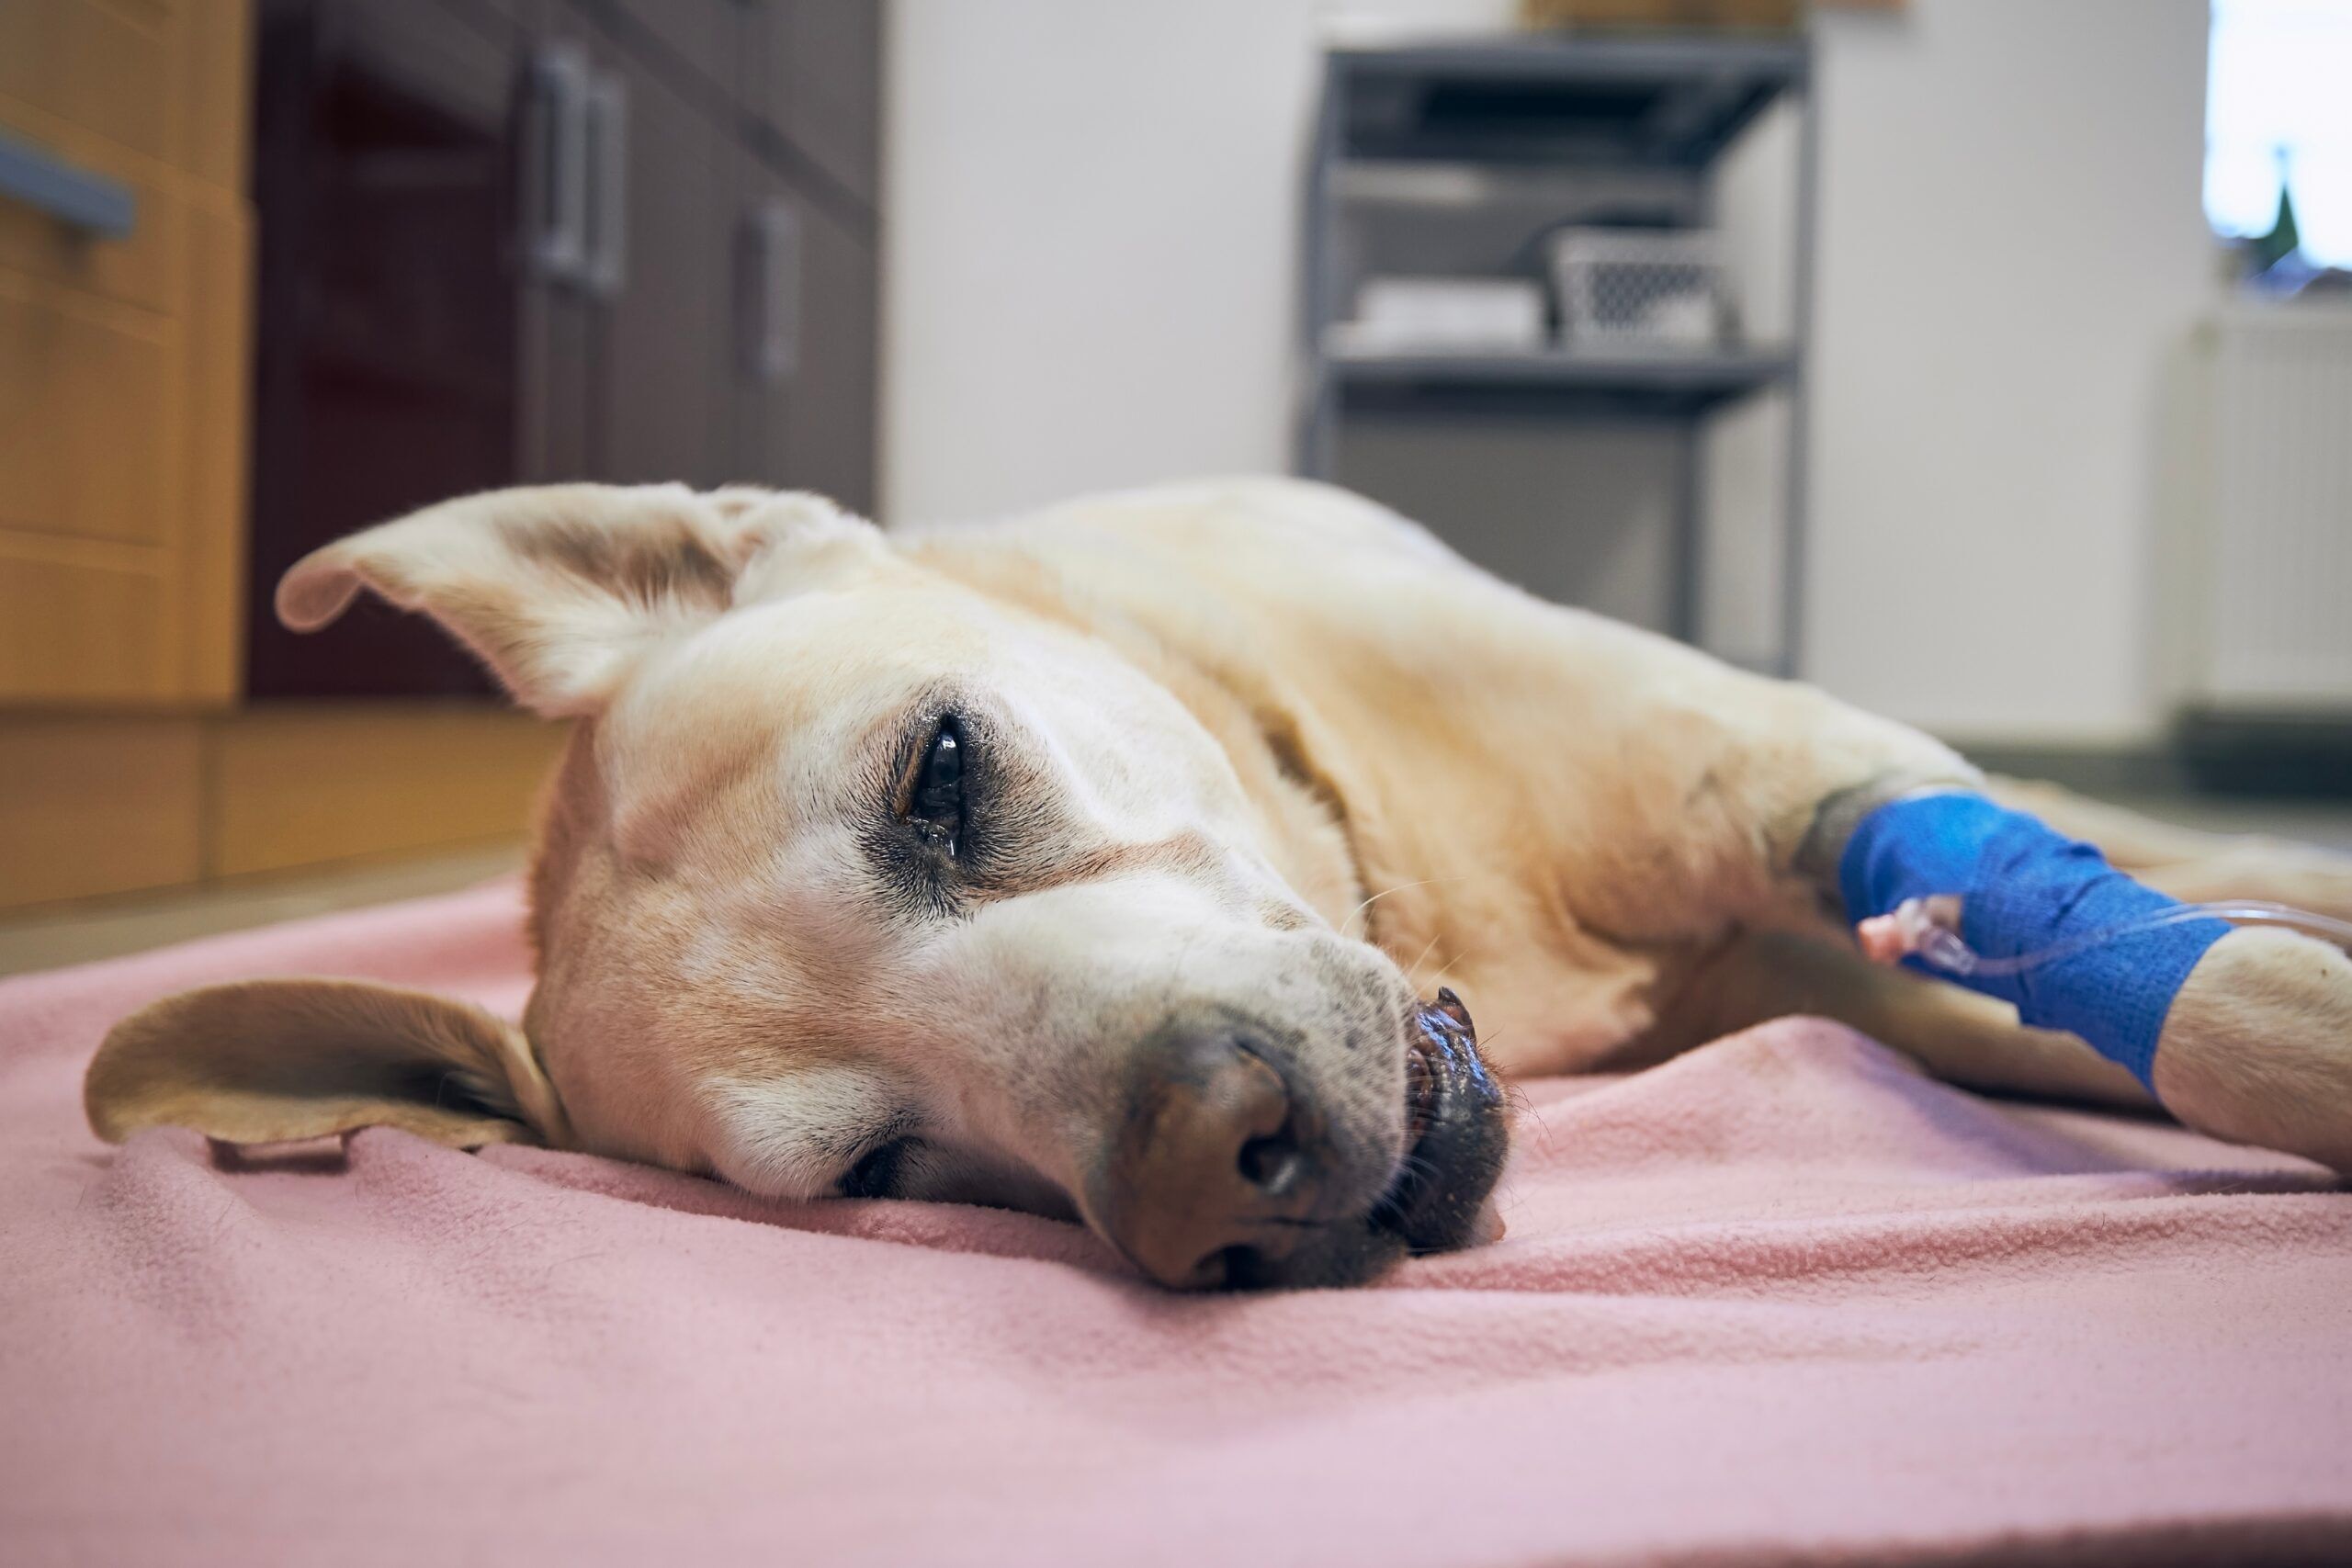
(608, 580, 1213, 793)
(600, 588, 968, 801)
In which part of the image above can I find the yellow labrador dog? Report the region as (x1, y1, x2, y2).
(86, 479, 2352, 1288)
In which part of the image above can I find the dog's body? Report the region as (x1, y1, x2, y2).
(912, 479, 1981, 1076)
(88, 479, 2352, 1287)
(911, 480, 2352, 1114)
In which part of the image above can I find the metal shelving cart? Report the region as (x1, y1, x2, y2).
(1296, 31, 1817, 672)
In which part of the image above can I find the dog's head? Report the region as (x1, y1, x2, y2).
(87, 486, 1508, 1287)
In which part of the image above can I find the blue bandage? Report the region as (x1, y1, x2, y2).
(1838, 793, 2229, 1089)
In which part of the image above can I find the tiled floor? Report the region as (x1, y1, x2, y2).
(3, 795, 2348, 980)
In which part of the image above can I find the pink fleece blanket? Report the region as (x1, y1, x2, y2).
(2, 882, 2347, 1566)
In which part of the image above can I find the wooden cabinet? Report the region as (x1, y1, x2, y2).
(0, 1, 888, 699)
(245, 0, 883, 697)
(0, 0, 254, 705)
(0, 0, 881, 908)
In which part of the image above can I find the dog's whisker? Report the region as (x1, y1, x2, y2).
(1424, 949, 1469, 990)
(1348, 874, 1487, 936)
(1404, 931, 1444, 981)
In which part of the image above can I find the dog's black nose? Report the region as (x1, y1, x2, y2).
(1090, 1031, 1332, 1289)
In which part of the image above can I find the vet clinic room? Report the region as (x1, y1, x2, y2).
(6, 0, 2352, 1562)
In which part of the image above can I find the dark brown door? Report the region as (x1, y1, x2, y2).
(243, 0, 882, 696)
(553, 2, 744, 491)
(731, 175, 878, 516)
(605, 0, 744, 107)
(734, 1, 881, 514)
(791, 195, 879, 514)
(744, 0, 882, 208)
(516, 3, 594, 484)
(246, 0, 531, 698)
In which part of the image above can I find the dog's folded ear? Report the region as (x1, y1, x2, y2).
(276, 483, 882, 716)
(85, 979, 573, 1153)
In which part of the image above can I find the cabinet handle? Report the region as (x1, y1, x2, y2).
(0, 130, 135, 240)
(583, 70, 629, 299)
(742, 198, 801, 385)
(527, 44, 590, 281)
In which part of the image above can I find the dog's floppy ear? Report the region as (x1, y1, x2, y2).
(85, 980, 573, 1152)
(276, 483, 881, 716)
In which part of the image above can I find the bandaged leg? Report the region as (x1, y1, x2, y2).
(1835, 791, 2352, 1169)
(1837, 792, 2228, 1090)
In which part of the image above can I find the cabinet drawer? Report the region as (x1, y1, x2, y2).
(0, 281, 175, 547)
(0, 0, 178, 166)
(0, 716, 202, 908)
(0, 548, 172, 703)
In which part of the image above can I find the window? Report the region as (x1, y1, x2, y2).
(2205, 0, 2352, 270)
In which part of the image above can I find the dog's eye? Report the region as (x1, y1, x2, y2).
(840, 1137, 914, 1198)
(910, 720, 965, 857)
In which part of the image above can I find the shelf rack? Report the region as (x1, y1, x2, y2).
(1295, 30, 1818, 671)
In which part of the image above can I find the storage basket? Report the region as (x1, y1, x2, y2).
(1548, 228, 1727, 351)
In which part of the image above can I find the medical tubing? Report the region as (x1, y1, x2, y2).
(1917, 899, 2352, 979)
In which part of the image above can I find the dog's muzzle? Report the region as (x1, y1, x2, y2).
(1086, 989, 1510, 1290)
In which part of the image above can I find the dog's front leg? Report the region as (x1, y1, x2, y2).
(1795, 773, 2352, 1172)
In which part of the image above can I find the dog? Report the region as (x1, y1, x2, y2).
(85, 479, 2352, 1288)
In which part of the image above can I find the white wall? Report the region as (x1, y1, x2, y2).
(884, 0, 2218, 745)
(882, 1, 1316, 524)
(883, 0, 1514, 526)
(1803, 0, 2213, 742)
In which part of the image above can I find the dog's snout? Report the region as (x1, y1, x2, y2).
(1091, 1030, 1331, 1289)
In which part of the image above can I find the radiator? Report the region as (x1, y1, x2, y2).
(2182, 301, 2352, 715)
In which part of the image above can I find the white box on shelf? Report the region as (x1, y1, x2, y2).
(1332, 276, 1548, 354)
(1548, 228, 1727, 352)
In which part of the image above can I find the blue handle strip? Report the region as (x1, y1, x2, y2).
(0, 131, 136, 241)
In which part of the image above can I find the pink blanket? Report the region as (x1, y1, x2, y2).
(2, 882, 2346, 1566)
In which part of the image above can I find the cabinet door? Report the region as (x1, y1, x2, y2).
(729, 173, 798, 490)
(745, 1, 882, 209)
(606, 0, 743, 108)
(565, 6, 742, 490)
(787, 197, 878, 514)
(0, 0, 253, 705)
(517, 6, 592, 484)
(732, 173, 877, 516)
(243, 0, 526, 698)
